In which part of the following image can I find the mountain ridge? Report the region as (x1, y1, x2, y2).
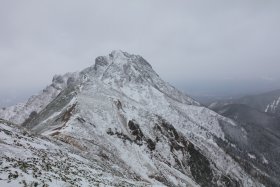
(0, 51, 269, 186)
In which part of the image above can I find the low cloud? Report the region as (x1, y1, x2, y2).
(0, 0, 280, 105)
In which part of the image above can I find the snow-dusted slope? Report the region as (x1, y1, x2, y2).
(0, 118, 150, 186)
(265, 96, 280, 114)
(1, 50, 266, 186)
(211, 103, 280, 185)
(0, 73, 79, 124)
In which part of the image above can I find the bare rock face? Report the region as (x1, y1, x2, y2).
(0, 51, 269, 186)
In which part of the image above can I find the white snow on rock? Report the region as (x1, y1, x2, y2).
(248, 153, 256, 159)
(0, 72, 79, 124)
(265, 96, 280, 114)
(0, 50, 264, 187)
(0, 119, 151, 187)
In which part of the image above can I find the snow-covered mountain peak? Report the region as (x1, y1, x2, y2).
(92, 50, 153, 76)
(85, 51, 199, 106)
(0, 51, 197, 125)
(85, 50, 154, 86)
(0, 51, 271, 186)
(110, 49, 127, 60)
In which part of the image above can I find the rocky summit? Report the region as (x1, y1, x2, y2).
(0, 51, 274, 186)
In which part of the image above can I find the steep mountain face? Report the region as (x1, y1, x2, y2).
(208, 90, 280, 186)
(209, 89, 280, 117)
(0, 50, 267, 186)
(211, 104, 280, 186)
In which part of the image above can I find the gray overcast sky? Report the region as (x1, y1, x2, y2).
(0, 0, 280, 105)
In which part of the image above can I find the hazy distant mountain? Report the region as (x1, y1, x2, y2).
(209, 89, 280, 117)
(191, 94, 242, 106)
(0, 51, 274, 186)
